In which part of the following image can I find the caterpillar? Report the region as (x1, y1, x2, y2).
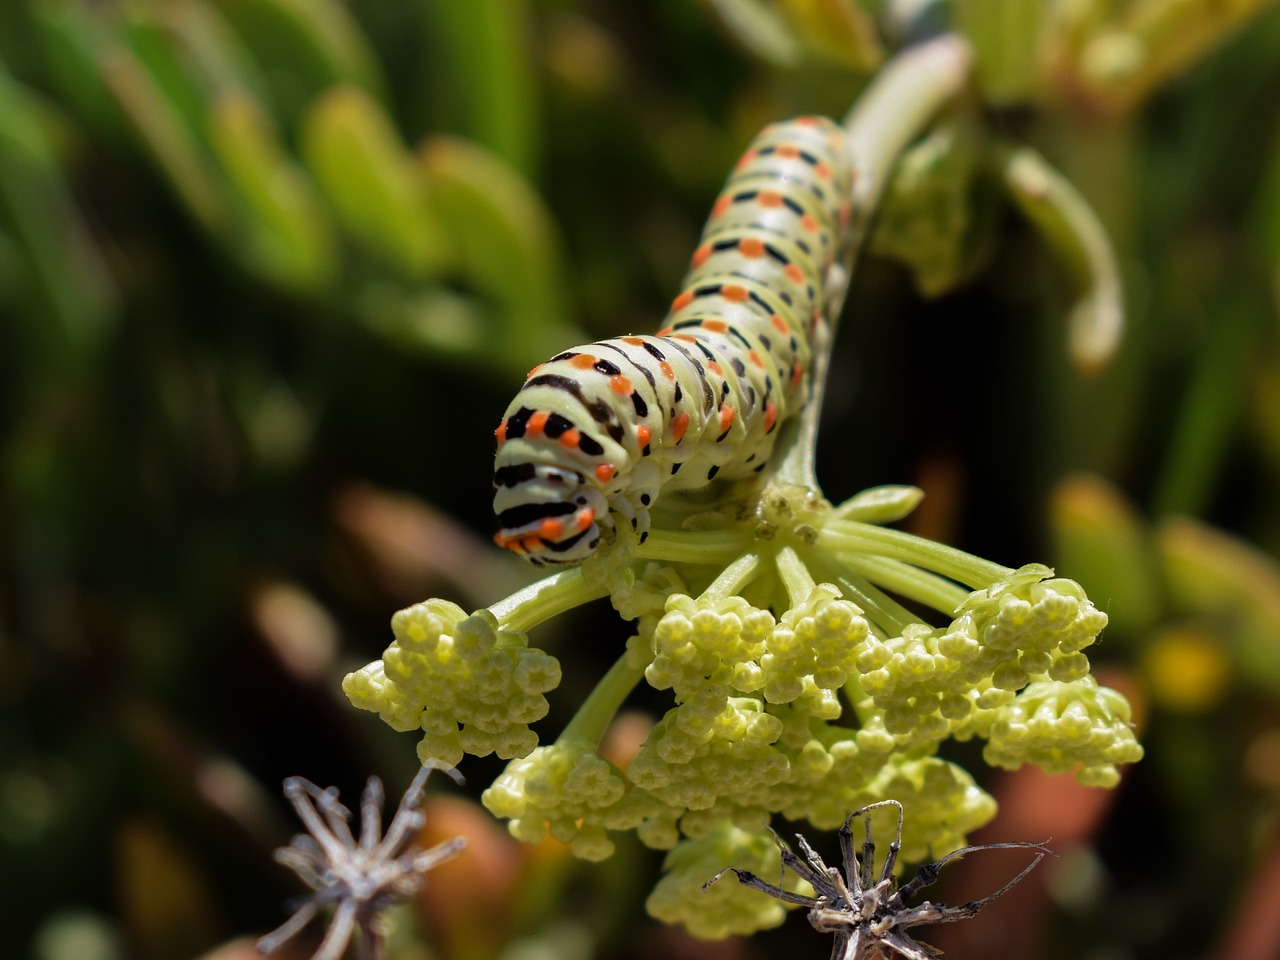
(493, 116, 854, 565)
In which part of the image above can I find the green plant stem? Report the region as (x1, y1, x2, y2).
(775, 33, 975, 490)
(557, 652, 646, 747)
(838, 554, 972, 615)
(821, 520, 1011, 588)
(634, 528, 751, 564)
(701, 552, 763, 604)
(774, 545, 816, 607)
(491, 568, 610, 633)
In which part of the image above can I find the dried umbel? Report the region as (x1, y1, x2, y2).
(258, 761, 466, 960)
(705, 800, 1052, 960)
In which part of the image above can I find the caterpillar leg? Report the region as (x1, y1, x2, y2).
(610, 459, 662, 546)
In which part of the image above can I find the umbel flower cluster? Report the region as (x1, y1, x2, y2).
(345, 482, 1142, 938)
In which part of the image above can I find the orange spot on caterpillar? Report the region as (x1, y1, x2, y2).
(521, 535, 542, 552)
(735, 149, 757, 169)
(570, 354, 596, 369)
(671, 411, 690, 442)
(701, 319, 729, 334)
(706, 361, 722, 377)
(759, 191, 783, 208)
(775, 144, 799, 158)
(748, 350, 764, 368)
(801, 213, 818, 233)
(785, 264, 805, 284)
(771, 314, 789, 334)
(495, 420, 508, 442)
(636, 424, 652, 447)
(719, 405, 735, 432)
(539, 518, 563, 540)
(560, 429, 581, 449)
(796, 117, 818, 126)
(815, 162, 831, 179)
(658, 361, 675, 380)
(763, 401, 778, 432)
(609, 375, 632, 394)
(713, 194, 733, 217)
(791, 362, 804, 389)
(656, 326, 674, 337)
(595, 463, 616, 483)
(692, 244, 713, 268)
(622, 336, 645, 346)
(738, 237, 764, 257)
(722, 284, 748, 302)
(576, 507, 595, 531)
(672, 290, 695, 311)
(526, 363, 542, 378)
(527, 411, 549, 437)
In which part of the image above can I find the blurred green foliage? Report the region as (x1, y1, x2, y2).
(2, 2, 1280, 959)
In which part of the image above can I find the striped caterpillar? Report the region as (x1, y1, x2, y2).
(493, 117, 854, 565)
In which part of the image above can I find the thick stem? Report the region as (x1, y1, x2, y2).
(820, 520, 1011, 588)
(701, 552, 763, 604)
(557, 651, 646, 747)
(633, 527, 753, 564)
(838, 553, 972, 616)
(775, 35, 975, 490)
(490, 568, 610, 633)
(775, 545, 816, 607)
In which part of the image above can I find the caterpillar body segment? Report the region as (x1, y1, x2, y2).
(493, 117, 854, 564)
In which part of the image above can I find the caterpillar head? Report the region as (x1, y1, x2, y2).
(492, 462, 607, 564)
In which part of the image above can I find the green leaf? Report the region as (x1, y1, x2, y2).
(1046, 0, 1273, 115)
(419, 135, 577, 362)
(776, 0, 882, 72)
(300, 86, 451, 280)
(418, 0, 539, 175)
(1048, 474, 1161, 640)
(207, 89, 336, 293)
(356, 283, 493, 362)
(954, 0, 1048, 104)
(707, 0, 802, 66)
(219, 0, 384, 124)
(0, 67, 115, 356)
(1158, 516, 1280, 697)
(146, 0, 276, 113)
(29, 0, 123, 136)
(99, 43, 230, 234)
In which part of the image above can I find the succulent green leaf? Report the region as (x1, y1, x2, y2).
(219, 0, 384, 120)
(419, 134, 576, 360)
(300, 86, 451, 280)
(707, 0, 803, 66)
(1158, 516, 1280, 697)
(776, 0, 883, 71)
(1049, 474, 1161, 639)
(0, 67, 115, 353)
(419, 0, 539, 176)
(206, 89, 336, 293)
(99, 43, 229, 233)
